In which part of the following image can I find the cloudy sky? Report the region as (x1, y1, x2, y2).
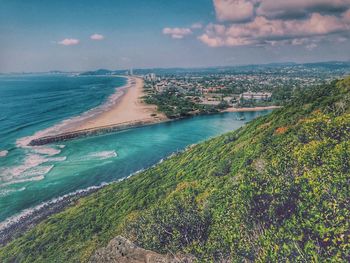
(1, 0, 350, 72)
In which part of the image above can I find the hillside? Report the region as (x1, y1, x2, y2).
(0, 78, 349, 262)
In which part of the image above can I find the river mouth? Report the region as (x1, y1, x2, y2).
(0, 110, 273, 246)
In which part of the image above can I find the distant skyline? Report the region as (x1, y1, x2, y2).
(1, 0, 350, 73)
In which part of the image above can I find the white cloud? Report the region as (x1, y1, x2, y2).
(199, 13, 350, 47)
(162, 27, 192, 39)
(213, 0, 255, 22)
(166, 0, 350, 48)
(191, 22, 203, 29)
(58, 38, 80, 46)
(90, 33, 104, 40)
(213, 0, 350, 21)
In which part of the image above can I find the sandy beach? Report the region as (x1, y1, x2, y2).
(71, 76, 167, 132)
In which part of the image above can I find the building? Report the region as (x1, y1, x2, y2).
(144, 73, 156, 81)
(241, 91, 272, 100)
(149, 73, 156, 80)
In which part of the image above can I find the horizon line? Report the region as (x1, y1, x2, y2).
(1, 59, 350, 75)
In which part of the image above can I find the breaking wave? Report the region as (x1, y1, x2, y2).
(0, 187, 26, 197)
(0, 151, 8, 157)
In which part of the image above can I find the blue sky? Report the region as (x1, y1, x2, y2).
(1, 0, 350, 72)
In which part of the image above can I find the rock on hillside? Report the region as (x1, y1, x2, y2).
(89, 236, 195, 263)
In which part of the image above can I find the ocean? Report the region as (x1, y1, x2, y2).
(0, 74, 270, 226)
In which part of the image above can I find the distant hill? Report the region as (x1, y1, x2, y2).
(77, 61, 350, 76)
(79, 69, 114, 76)
(0, 77, 349, 262)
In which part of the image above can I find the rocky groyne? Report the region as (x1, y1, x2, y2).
(29, 119, 167, 146)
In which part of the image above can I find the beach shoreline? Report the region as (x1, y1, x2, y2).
(28, 75, 168, 146)
(70, 76, 167, 132)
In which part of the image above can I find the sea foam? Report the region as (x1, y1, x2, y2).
(31, 146, 61, 156)
(87, 150, 118, 160)
(0, 151, 8, 157)
(0, 176, 45, 187)
(0, 151, 64, 186)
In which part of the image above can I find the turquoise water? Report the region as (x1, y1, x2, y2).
(0, 74, 270, 223)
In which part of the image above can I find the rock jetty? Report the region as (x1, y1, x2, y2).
(89, 236, 195, 263)
(29, 119, 166, 146)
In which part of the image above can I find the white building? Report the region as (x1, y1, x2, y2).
(241, 92, 272, 100)
(150, 73, 156, 80)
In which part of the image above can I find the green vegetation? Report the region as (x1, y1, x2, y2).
(143, 88, 221, 118)
(1, 78, 349, 262)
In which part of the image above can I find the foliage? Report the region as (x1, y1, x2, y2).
(144, 88, 219, 118)
(0, 78, 349, 262)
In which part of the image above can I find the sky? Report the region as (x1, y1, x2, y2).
(1, 0, 350, 72)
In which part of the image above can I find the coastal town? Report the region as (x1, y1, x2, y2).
(140, 64, 346, 118)
(144, 72, 273, 108)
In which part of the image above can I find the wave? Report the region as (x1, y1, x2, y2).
(67, 151, 117, 163)
(0, 151, 64, 185)
(48, 156, 66, 162)
(0, 154, 48, 179)
(31, 146, 61, 156)
(0, 187, 26, 197)
(21, 166, 54, 178)
(0, 175, 45, 187)
(0, 150, 8, 157)
(86, 150, 118, 160)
